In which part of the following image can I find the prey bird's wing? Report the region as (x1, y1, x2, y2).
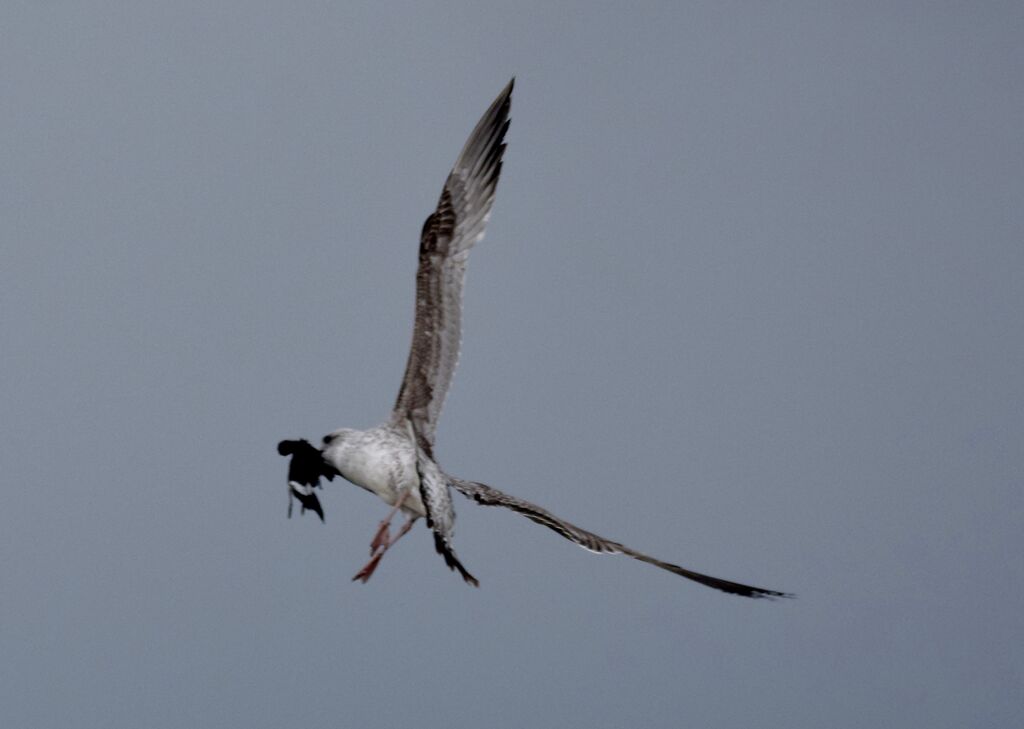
(391, 80, 513, 454)
(277, 439, 338, 522)
(450, 477, 792, 599)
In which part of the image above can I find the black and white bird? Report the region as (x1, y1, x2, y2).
(278, 79, 790, 598)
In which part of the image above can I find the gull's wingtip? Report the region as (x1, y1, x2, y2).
(496, 77, 514, 100)
(750, 588, 796, 601)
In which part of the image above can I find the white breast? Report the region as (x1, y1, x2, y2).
(321, 426, 426, 517)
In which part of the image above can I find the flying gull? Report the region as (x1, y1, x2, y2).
(278, 79, 790, 598)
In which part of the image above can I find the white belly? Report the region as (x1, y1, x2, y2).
(321, 426, 427, 517)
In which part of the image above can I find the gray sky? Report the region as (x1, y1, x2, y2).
(3, 2, 1022, 727)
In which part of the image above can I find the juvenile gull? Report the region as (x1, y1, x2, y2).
(278, 79, 790, 598)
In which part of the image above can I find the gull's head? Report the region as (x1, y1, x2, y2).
(321, 428, 353, 448)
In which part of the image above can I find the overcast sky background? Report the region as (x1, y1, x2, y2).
(2, 2, 1022, 727)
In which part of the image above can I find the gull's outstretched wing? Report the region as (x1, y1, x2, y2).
(391, 80, 513, 454)
(450, 478, 792, 599)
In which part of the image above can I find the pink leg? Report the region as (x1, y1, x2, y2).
(352, 551, 385, 583)
(351, 516, 417, 583)
(369, 522, 390, 555)
(352, 493, 414, 583)
(389, 516, 415, 545)
(367, 490, 411, 555)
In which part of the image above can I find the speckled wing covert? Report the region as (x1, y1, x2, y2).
(450, 477, 792, 599)
(391, 79, 513, 455)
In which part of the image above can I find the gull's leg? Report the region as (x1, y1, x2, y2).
(352, 551, 385, 583)
(353, 491, 413, 583)
(351, 516, 417, 583)
(352, 520, 407, 585)
(381, 515, 415, 551)
(390, 516, 415, 544)
(368, 489, 410, 555)
(369, 523, 390, 556)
